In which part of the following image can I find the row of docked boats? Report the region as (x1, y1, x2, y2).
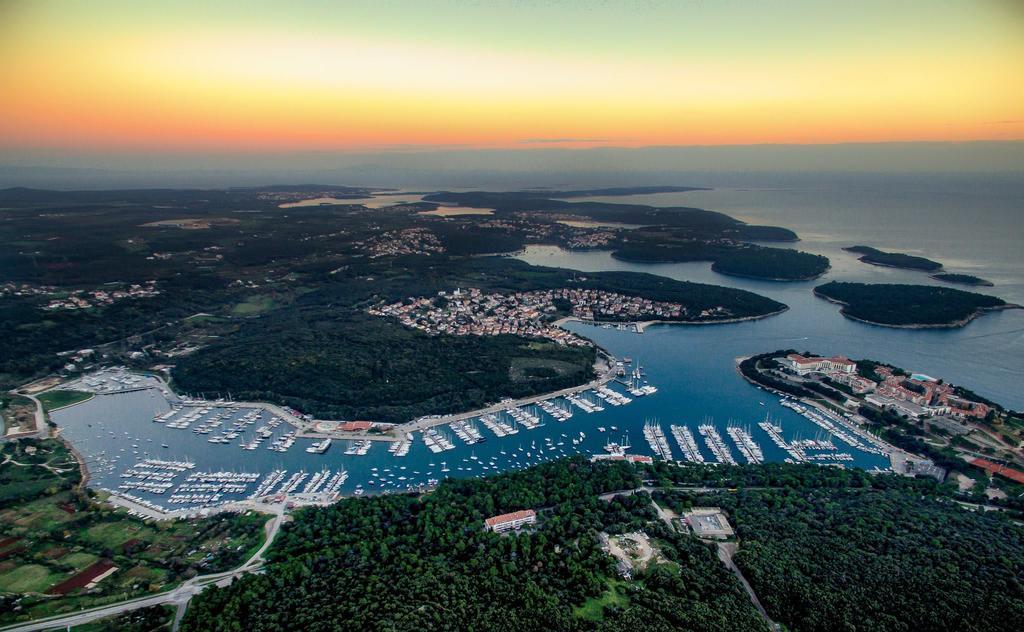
(449, 419, 485, 444)
(389, 434, 413, 456)
(505, 405, 543, 429)
(670, 425, 705, 463)
(538, 398, 573, 421)
(698, 424, 737, 465)
(726, 426, 764, 464)
(642, 420, 674, 461)
(780, 399, 886, 455)
(421, 428, 456, 453)
(479, 413, 518, 437)
(594, 386, 631, 406)
(567, 393, 604, 413)
(758, 418, 807, 463)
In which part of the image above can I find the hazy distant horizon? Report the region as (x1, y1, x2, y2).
(1, 141, 1022, 190)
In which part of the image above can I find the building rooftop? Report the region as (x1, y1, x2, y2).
(484, 509, 536, 528)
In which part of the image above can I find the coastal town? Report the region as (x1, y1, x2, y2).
(744, 351, 1023, 482)
(368, 286, 727, 345)
(781, 353, 993, 421)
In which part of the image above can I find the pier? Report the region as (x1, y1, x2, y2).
(389, 362, 620, 436)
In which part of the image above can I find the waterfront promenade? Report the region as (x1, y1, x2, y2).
(391, 357, 618, 436)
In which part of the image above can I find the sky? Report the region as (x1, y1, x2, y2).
(1, 0, 1023, 179)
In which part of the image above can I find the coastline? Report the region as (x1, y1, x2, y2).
(390, 349, 617, 436)
(58, 433, 91, 492)
(710, 262, 830, 283)
(929, 273, 994, 287)
(812, 288, 1021, 329)
(554, 305, 789, 333)
(43, 393, 96, 413)
(842, 247, 943, 273)
(608, 252, 827, 282)
(851, 258, 942, 273)
(732, 355, 904, 465)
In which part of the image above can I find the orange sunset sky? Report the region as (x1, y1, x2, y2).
(1, 0, 1023, 154)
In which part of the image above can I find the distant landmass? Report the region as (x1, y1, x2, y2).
(613, 237, 829, 281)
(931, 272, 993, 287)
(424, 189, 797, 239)
(814, 281, 1013, 328)
(843, 245, 943, 271)
(540, 185, 710, 198)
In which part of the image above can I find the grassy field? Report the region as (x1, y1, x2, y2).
(0, 439, 268, 626)
(0, 564, 60, 593)
(36, 390, 93, 411)
(231, 295, 278, 316)
(60, 551, 100, 571)
(574, 577, 631, 621)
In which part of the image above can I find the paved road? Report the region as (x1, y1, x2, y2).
(1, 392, 46, 441)
(0, 508, 287, 632)
(716, 542, 780, 631)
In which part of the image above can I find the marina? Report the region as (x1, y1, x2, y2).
(642, 420, 674, 461)
(48, 322, 899, 514)
(726, 426, 764, 464)
(669, 425, 705, 463)
(698, 423, 738, 465)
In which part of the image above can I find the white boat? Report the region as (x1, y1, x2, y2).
(306, 438, 332, 454)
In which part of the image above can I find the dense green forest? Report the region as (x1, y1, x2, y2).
(0, 186, 789, 392)
(181, 459, 768, 632)
(613, 242, 828, 280)
(180, 460, 1024, 631)
(931, 272, 993, 286)
(171, 258, 786, 423)
(844, 245, 943, 271)
(173, 310, 597, 423)
(610, 226, 826, 280)
(710, 247, 828, 280)
(657, 484, 1024, 632)
(814, 281, 1009, 326)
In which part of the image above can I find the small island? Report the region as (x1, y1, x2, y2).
(813, 281, 1014, 328)
(612, 234, 829, 281)
(844, 245, 942, 271)
(931, 272, 994, 287)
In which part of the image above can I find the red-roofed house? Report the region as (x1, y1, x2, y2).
(970, 458, 1024, 485)
(785, 354, 856, 376)
(339, 421, 373, 432)
(484, 509, 537, 533)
